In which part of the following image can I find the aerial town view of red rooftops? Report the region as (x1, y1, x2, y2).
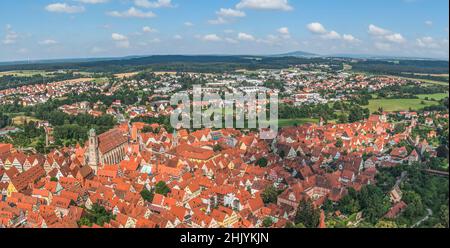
(0, 0, 448, 230)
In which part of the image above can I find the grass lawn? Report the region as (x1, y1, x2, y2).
(260, 118, 318, 127)
(276, 118, 319, 127)
(12, 116, 41, 125)
(366, 98, 439, 113)
(416, 93, 449, 101)
(92, 77, 110, 84)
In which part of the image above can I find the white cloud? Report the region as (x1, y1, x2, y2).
(236, 0, 293, 11)
(217, 8, 246, 18)
(39, 39, 58, 45)
(108, 7, 156, 18)
(209, 17, 228, 25)
(384, 33, 406, 43)
(342, 34, 360, 43)
(425, 20, 433, 26)
(307, 22, 359, 43)
(2, 25, 18, 45)
(416, 36, 440, 49)
(277, 27, 290, 39)
(209, 8, 246, 25)
(142, 26, 157, 33)
(307, 22, 327, 34)
(321, 30, 341, 40)
(368, 24, 406, 44)
(201, 34, 222, 42)
(237, 32, 255, 41)
(77, 0, 109, 4)
(225, 38, 238, 44)
(112, 33, 130, 48)
(45, 3, 85, 13)
(112, 33, 127, 41)
(184, 22, 194, 27)
(277, 27, 289, 35)
(306, 22, 360, 43)
(368, 24, 390, 36)
(134, 0, 174, 8)
(173, 35, 183, 40)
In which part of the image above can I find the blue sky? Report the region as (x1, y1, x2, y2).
(0, 0, 448, 61)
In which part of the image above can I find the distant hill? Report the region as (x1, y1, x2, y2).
(271, 51, 320, 58)
(0, 55, 336, 73)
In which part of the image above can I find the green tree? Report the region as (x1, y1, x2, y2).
(439, 204, 449, 228)
(140, 188, 154, 202)
(375, 220, 398, 228)
(358, 185, 391, 224)
(213, 144, 223, 152)
(261, 185, 279, 204)
(77, 217, 92, 227)
(255, 157, 268, 168)
(262, 217, 273, 227)
(295, 199, 320, 228)
(155, 181, 171, 196)
(402, 191, 425, 219)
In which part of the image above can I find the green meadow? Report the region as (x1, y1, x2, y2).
(366, 98, 439, 113)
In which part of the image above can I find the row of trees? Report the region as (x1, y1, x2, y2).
(0, 112, 10, 128)
(0, 72, 79, 90)
(279, 103, 336, 122)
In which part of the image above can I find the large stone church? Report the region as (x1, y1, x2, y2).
(85, 128, 128, 171)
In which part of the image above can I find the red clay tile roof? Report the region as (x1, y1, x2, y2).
(98, 129, 128, 154)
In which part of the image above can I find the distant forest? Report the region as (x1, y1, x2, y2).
(0, 55, 341, 74)
(351, 60, 449, 76)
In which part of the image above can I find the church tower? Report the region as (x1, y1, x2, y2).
(87, 129, 99, 170)
(172, 129, 179, 148)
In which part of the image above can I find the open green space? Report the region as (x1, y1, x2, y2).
(261, 118, 319, 127)
(366, 98, 439, 113)
(12, 116, 41, 125)
(416, 93, 449, 101)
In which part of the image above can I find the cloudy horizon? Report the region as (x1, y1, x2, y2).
(1, 0, 449, 62)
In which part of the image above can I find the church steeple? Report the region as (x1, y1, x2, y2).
(87, 129, 99, 170)
(172, 129, 179, 148)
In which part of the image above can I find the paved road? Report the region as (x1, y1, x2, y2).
(411, 208, 433, 228)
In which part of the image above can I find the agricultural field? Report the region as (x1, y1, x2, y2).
(114, 72, 139, 79)
(366, 98, 439, 113)
(398, 76, 449, 86)
(0, 70, 52, 77)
